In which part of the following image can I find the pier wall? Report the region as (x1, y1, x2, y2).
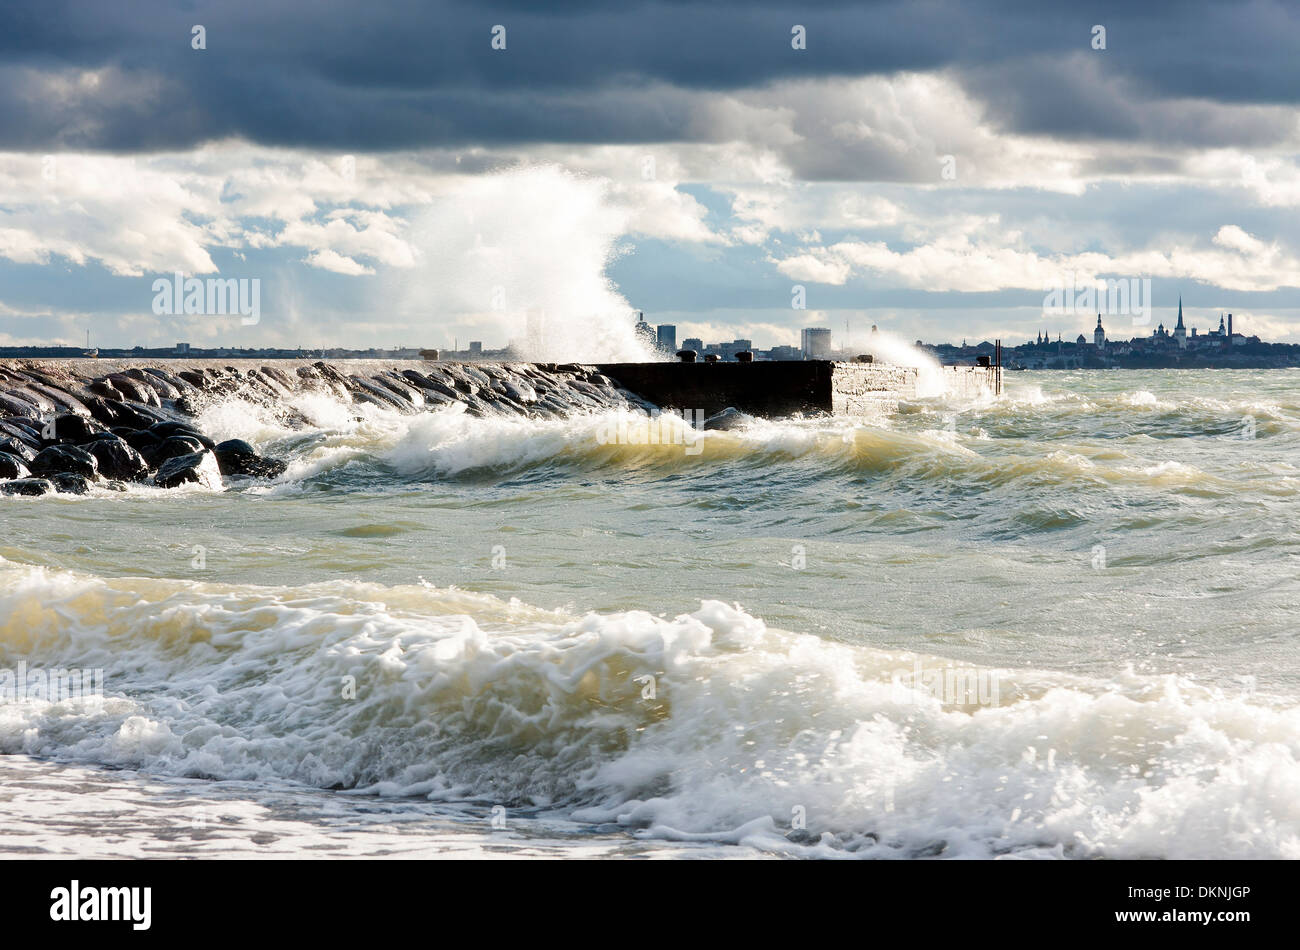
(597, 360, 1000, 417)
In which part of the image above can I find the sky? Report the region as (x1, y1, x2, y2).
(1, 0, 1298, 357)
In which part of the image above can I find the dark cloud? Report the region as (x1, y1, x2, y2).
(0, 0, 1296, 152)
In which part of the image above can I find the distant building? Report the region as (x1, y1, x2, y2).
(468, 341, 483, 357)
(682, 337, 703, 353)
(1173, 297, 1187, 348)
(1093, 315, 1105, 347)
(801, 327, 832, 359)
(765, 345, 801, 360)
(703, 338, 753, 361)
(175, 342, 190, 354)
(655, 324, 677, 353)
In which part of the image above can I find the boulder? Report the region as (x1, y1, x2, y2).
(88, 438, 151, 481)
(0, 392, 40, 419)
(123, 429, 163, 452)
(88, 379, 125, 400)
(26, 383, 92, 417)
(49, 472, 91, 494)
(54, 413, 106, 443)
(128, 368, 180, 400)
(0, 477, 55, 496)
(0, 438, 35, 462)
(148, 422, 215, 449)
(29, 444, 98, 479)
(153, 450, 223, 490)
(0, 452, 31, 479)
(98, 399, 162, 430)
(213, 439, 288, 479)
(107, 374, 160, 406)
(156, 435, 207, 463)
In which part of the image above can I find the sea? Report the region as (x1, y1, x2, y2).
(2, 368, 1298, 859)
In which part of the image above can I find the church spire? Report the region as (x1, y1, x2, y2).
(1176, 296, 1185, 329)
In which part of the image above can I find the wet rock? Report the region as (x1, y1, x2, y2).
(27, 383, 92, 417)
(0, 392, 41, 418)
(30, 444, 99, 479)
(459, 366, 493, 388)
(156, 435, 207, 463)
(412, 374, 461, 402)
(148, 421, 215, 449)
(350, 377, 411, 412)
(50, 472, 91, 494)
(0, 421, 40, 449)
(103, 480, 129, 492)
(0, 452, 30, 479)
(89, 379, 125, 400)
(78, 431, 123, 446)
(83, 396, 124, 426)
(88, 438, 151, 481)
(213, 439, 288, 478)
(100, 400, 164, 430)
(126, 368, 179, 400)
(122, 429, 163, 453)
(53, 413, 106, 443)
(1, 477, 55, 496)
(153, 450, 223, 490)
(501, 380, 538, 404)
(143, 367, 195, 395)
(0, 438, 35, 462)
(374, 375, 426, 407)
(258, 366, 295, 389)
(107, 374, 157, 405)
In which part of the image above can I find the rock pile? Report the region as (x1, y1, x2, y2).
(0, 359, 654, 495)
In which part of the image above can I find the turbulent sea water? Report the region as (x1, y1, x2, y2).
(2, 368, 1299, 859)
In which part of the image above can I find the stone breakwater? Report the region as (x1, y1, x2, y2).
(0, 358, 656, 495)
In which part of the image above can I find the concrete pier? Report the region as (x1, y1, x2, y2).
(597, 360, 1001, 417)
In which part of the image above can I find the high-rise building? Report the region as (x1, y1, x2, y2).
(801, 327, 832, 359)
(656, 324, 677, 352)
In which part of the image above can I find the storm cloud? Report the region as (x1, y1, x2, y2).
(1, 0, 1297, 156)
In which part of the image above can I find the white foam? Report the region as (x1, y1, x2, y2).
(2, 558, 1297, 859)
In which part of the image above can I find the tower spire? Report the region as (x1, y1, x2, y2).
(1176, 296, 1184, 329)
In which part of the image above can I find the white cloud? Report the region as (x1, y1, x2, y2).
(776, 221, 1300, 293)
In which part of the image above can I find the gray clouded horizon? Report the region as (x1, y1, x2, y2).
(1, 0, 1298, 353)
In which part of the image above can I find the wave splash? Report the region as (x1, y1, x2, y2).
(1, 557, 1296, 859)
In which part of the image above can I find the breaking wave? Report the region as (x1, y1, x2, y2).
(1, 556, 1296, 859)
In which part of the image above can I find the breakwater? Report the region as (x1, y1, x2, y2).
(0, 357, 996, 494)
(598, 359, 1001, 416)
